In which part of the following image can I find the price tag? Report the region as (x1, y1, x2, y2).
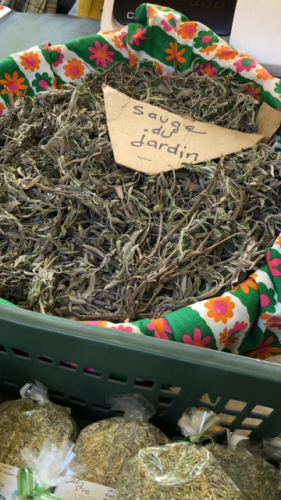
(55, 478, 117, 500)
(0, 462, 19, 499)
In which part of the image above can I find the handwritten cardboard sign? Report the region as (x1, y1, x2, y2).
(0, 462, 117, 500)
(0, 462, 18, 499)
(55, 478, 117, 500)
(103, 85, 281, 175)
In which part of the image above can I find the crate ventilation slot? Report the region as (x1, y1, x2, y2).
(92, 402, 111, 414)
(241, 417, 263, 429)
(199, 394, 274, 434)
(219, 413, 237, 425)
(158, 395, 174, 407)
(160, 385, 181, 395)
(60, 361, 78, 370)
(84, 367, 102, 376)
(12, 348, 30, 359)
(69, 396, 87, 406)
(252, 405, 273, 416)
(1, 378, 18, 387)
(225, 399, 247, 412)
(48, 389, 64, 399)
(134, 379, 154, 388)
(108, 373, 128, 384)
(36, 355, 53, 364)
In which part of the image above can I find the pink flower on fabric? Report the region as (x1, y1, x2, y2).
(182, 327, 212, 348)
(266, 250, 281, 277)
(233, 56, 257, 73)
(161, 18, 177, 32)
(42, 41, 51, 50)
(119, 31, 127, 49)
(111, 325, 134, 332)
(228, 321, 248, 336)
(198, 62, 217, 77)
(266, 316, 281, 331)
(130, 28, 147, 46)
(89, 41, 115, 68)
(50, 48, 64, 67)
(146, 318, 172, 340)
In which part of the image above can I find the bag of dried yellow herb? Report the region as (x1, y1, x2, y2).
(117, 442, 244, 500)
(208, 442, 279, 500)
(0, 381, 78, 467)
(74, 393, 170, 488)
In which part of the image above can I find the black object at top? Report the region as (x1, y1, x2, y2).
(113, 0, 237, 36)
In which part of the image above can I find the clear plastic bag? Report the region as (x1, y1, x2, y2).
(0, 381, 78, 467)
(263, 435, 281, 461)
(117, 442, 243, 500)
(208, 443, 279, 500)
(74, 394, 170, 488)
(16, 439, 84, 499)
(178, 406, 222, 442)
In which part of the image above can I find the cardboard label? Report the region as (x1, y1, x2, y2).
(103, 85, 281, 175)
(256, 101, 281, 143)
(0, 462, 19, 499)
(0, 463, 117, 500)
(55, 478, 117, 500)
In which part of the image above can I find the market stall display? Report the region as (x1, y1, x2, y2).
(0, 8, 281, 498)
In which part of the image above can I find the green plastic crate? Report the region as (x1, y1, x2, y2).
(0, 303, 280, 440)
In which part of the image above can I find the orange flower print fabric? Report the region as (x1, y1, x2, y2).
(247, 334, 281, 360)
(178, 22, 198, 40)
(204, 296, 235, 324)
(165, 42, 187, 65)
(20, 51, 41, 72)
(63, 58, 85, 80)
(0, 71, 28, 97)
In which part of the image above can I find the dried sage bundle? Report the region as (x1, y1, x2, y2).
(2, 64, 281, 322)
(117, 443, 243, 500)
(74, 394, 169, 488)
(0, 382, 78, 468)
(209, 444, 279, 500)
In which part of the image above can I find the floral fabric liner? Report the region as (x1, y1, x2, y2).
(1, 3, 281, 361)
(0, 4, 11, 17)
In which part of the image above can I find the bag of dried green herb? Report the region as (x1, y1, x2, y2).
(117, 442, 243, 500)
(208, 443, 279, 500)
(0, 381, 78, 468)
(74, 394, 170, 488)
